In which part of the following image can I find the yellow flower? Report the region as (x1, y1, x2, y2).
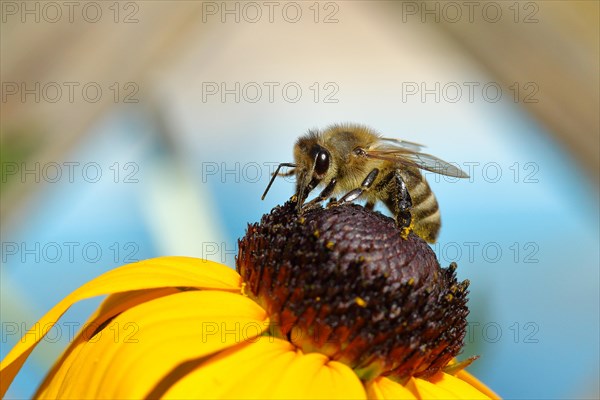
(1, 203, 500, 399)
(0, 258, 496, 399)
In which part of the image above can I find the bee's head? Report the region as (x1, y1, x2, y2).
(294, 134, 331, 210)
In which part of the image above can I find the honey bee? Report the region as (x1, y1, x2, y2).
(262, 123, 468, 243)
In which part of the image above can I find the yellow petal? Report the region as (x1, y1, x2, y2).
(35, 288, 180, 399)
(220, 343, 300, 399)
(408, 372, 492, 400)
(164, 337, 366, 399)
(365, 377, 418, 400)
(90, 287, 183, 321)
(163, 336, 296, 399)
(0, 257, 241, 397)
(42, 290, 267, 399)
(456, 370, 501, 400)
(269, 351, 325, 397)
(309, 360, 367, 400)
(35, 331, 89, 399)
(270, 352, 366, 399)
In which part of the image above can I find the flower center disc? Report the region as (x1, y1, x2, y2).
(237, 201, 469, 381)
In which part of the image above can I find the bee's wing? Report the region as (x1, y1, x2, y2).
(365, 147, 469, 178)
(379, 137, 425, 152)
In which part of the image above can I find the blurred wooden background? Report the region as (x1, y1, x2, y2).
(432, 0, 599, 184)
(1, 1, 598, 223)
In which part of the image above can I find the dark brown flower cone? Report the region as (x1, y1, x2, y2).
(236, 200, 469, 382)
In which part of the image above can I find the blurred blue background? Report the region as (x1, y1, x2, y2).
(1, 2, 598, 399)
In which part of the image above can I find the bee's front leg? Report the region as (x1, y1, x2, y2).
(278, 168, 296, 177)
(302, 179, 337, 211)
(329, 168, 379, 206)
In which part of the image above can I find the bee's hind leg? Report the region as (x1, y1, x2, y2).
(329, 168, 380, 207)
(391, 171, 413, 236)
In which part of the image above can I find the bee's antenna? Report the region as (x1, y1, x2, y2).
(261, 163, 296, 200)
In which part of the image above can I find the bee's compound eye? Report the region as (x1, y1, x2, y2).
(314, 149, 330, 176)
